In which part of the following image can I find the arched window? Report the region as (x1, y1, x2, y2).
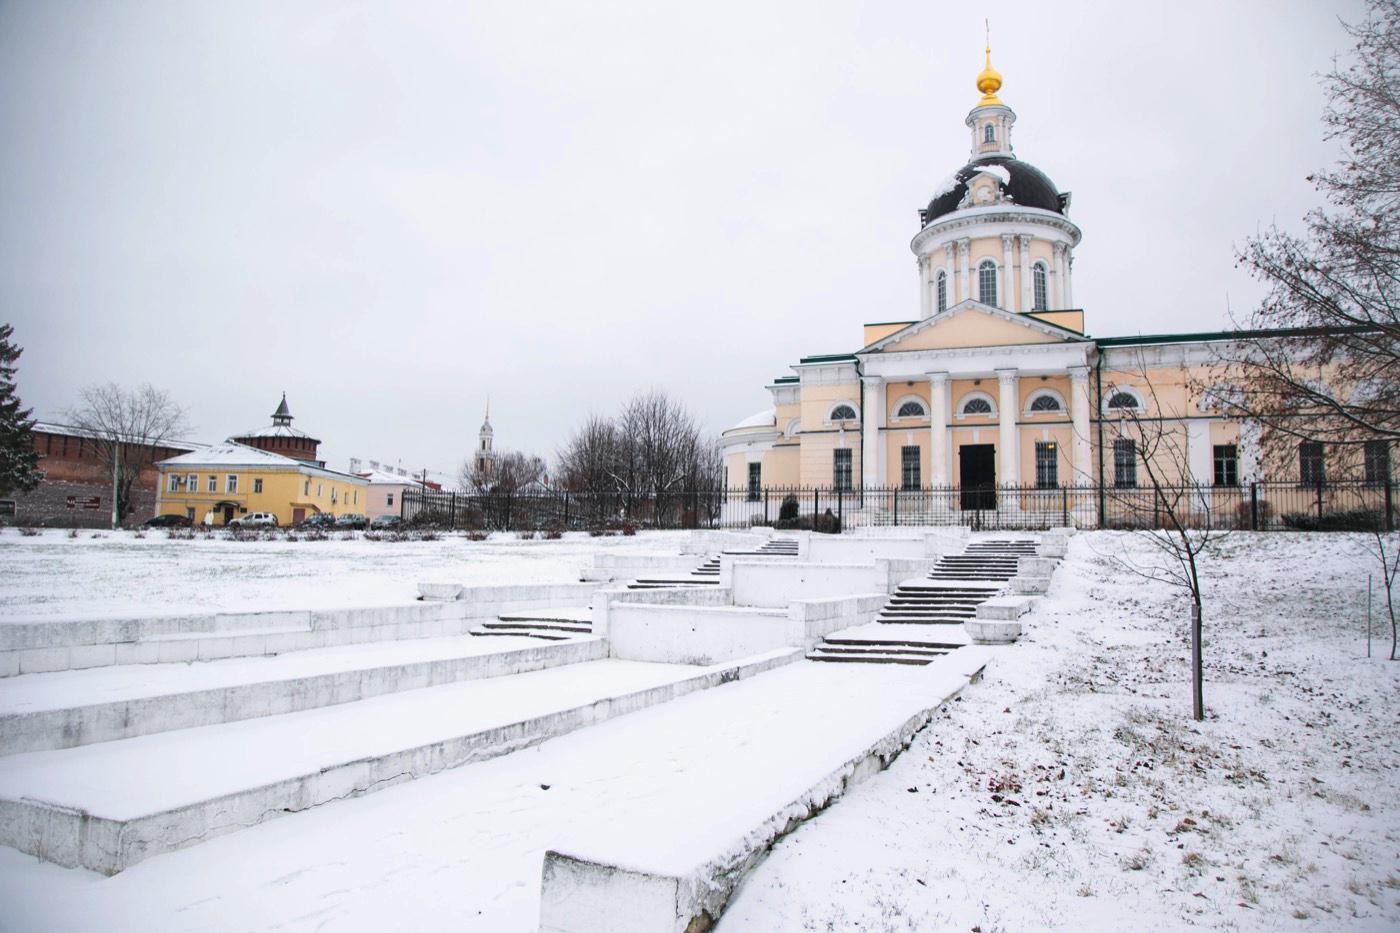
(936, 270, 948, 312)
(784, 418, 801, 436)
(829, 403, 857, 421)
(897, 400, 927, 418)
(961, 397, 993, 416)
(983, 124, 995, 144)
(1029, 394, 1062, 412)
(978, 260, 998, 307)
(1032, 262, 1048, 310)
(1107, 390, 1141, 411)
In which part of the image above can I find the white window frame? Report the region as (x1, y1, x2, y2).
(784, 417, 801, 437)
(977, 259, 998, 307)
(955, 390, 998, 420)
(167, 473, 180, 493)
(1102, 385, 1146, 415)
(226, 474, 238, 494)
(1023, 388, 1067, 416)
(207, 475, 217, 493)
(936, 270, 948, 312)
(1032, 261, 1049, 310)
(825, 401, 860, 425)
(890, 395, 929, 421)
(253, 477, 263, 494)
(187, 473, 197, 491)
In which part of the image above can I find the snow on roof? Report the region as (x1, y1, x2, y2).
(157, 442, 299, 468)
(975, 164, 1011, 185)
(729, 408, 777, 431)
(34, 421, 205, 450)
(928, 172, 961, 199)
(357, 469, 416, 485)
(231, 423, 318, 441)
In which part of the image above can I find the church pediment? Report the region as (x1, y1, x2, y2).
(861, 300, 1086, 354)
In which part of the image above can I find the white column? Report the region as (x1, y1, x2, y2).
(861, 376, 883, 488)
(929, 371, 950, 487)
(997, 369, 1020, 487)
(1069, 365, 1092, 485)
(1018, 235, 1033, 312)
(943, 242, 956, 310)
(1001, 235, 1015, 310)
(918, 254, 931, 318)
(1053, 243, 1067, 310)
(1064, 251, 1075, 308)
(957, 239, 971, 305)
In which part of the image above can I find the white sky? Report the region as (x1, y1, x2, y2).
(0, 0, 1360, 476)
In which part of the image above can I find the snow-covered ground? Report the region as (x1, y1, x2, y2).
(0, 529, 692, 621)
(722, 531, 1400, 931)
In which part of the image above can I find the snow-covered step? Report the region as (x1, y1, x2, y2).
(0, 635, 605, 755)
(472, 610, 593, 640)
(0, 649, 800, 875)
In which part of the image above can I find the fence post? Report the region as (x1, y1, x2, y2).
(563, 492, 570, 529)
(813, 488, 820, 523)
(837, 487, 843, 528)
(894, 487, 899, 527)
(450, 492, 457, 531)
(1386, 481, 1395, 533)
(1315, 481, 1324, 522)
(1061, 486, 1068, 526)
(1250, 483, 1259, 531)
(763, 488, 769, 525)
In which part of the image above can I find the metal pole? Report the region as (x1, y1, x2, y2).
(1250, 482, 1259, 531)
(1386, 481, 1394, 533)
(111, 439, 120, 530)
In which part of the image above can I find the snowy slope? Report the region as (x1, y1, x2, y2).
(721, 531, 1400, 931)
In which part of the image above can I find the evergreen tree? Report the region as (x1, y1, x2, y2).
(0, 323, 43, 499)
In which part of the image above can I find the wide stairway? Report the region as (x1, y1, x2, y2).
(808, 537, 1037, 665)
(471, 608, 593, 640)
(627, 538, 798, 590)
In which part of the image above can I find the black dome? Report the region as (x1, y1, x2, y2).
(921, 156, 1065, 227)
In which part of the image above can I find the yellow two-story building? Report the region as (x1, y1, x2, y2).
(154, 442, 368, 526)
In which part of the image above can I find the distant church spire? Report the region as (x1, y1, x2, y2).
(475, 398, 495, 477)
(271, 392, 293, 426)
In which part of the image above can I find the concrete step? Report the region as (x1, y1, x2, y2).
(471, 627, 574, 641)
(0, 636, 607, 756)
(824, 636, 964, 650)
(806, 649, 946, 666)
(0, 650, 800, 875)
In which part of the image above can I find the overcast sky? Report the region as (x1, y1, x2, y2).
(0, 0, 1361, 478)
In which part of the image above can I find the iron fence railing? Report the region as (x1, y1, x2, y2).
(399, 480, 1397, 533)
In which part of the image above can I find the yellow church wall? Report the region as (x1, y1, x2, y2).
(797, 430, 859, 487)
(968, 237, 1003, 266)
(1027, 310, 1083, 333)
(799, 383, 862, 431)
(864, 322, 913, 346)
(883, 312, 1065, 353)
(763, 445, 801, 487)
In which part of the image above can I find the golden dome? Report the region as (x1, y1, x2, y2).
(976, 45, 1003, 106)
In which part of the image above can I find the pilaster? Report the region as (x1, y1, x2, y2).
(997, 368, 1020, 486)
(1069, 365, 1092, 485)
(928, 371, 950, 486)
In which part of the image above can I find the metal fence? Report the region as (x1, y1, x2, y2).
(401, 481, 1397, 533)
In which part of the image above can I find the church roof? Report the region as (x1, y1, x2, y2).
(921, 156, 1066, 227)
(231, 423, 320, 442)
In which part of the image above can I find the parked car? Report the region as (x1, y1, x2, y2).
(229, 512, 279, 528)
(144, 514, 192, 528)
(299, 512, 338, 529)
(370, 515, 403, 531)
(334, 513, 368, 530)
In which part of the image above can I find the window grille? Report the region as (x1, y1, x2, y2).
(1299, 441, 1325, 486)
(1035, 441, 1058, 488)
(1113, 438, 1137, 488)
(901, 446, 921, 490)
(833, 448, 853, 491)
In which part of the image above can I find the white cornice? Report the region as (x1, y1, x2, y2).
(911, 206, 1082, 255)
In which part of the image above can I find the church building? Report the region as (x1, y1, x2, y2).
(720, 47, 1326, 506)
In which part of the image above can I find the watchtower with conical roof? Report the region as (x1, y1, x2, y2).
(231, 393, 323, 465)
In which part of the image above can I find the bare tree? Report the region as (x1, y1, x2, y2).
(1096, 363, 1231, 721)
(65, 383, 190, 527)
(461, 450, 547, 496)
(1367, 532, 1400, 660)
(555, 391, 720, 525)
(1219, 1, 1400, 451)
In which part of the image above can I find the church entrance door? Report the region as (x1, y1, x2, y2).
(959, 444, 997, 511)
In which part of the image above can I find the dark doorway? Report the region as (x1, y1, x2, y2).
(222, 505, 235, 525)
(959, 444, 997, 510)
